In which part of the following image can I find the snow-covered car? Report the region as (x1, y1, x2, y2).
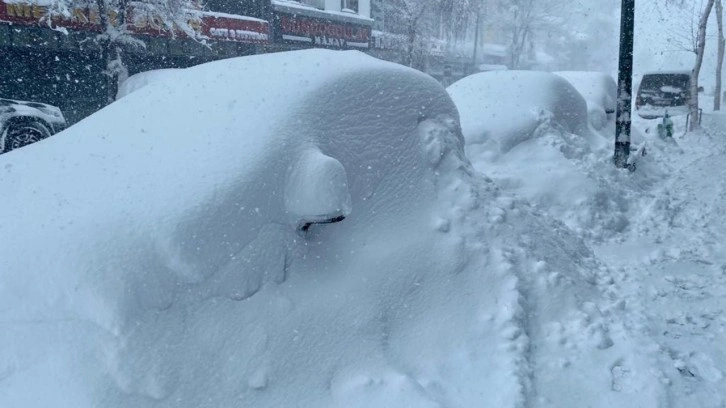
(635, 71, 692, 119)
(447, 70, 595, 161)
(554, 71, 617, 130)
(0, 50, 620, 407)
(0, 98, 67, 154)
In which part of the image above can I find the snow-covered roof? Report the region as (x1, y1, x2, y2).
(271, 0, 373, 23)
(200, 10, 268, 24)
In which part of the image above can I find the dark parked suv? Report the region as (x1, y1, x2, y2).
(0, 98, 67, 154)
(635, 71, 692, 119)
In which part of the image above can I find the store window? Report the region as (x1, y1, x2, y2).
(302, 0, 325, 9)
(341, 0, 358, 13)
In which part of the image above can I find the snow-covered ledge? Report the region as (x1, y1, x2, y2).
(272, 0, 372, 24)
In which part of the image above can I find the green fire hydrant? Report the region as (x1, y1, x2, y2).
(657, 111, 674, 139)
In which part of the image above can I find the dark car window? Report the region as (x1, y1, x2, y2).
(638, 74, 690, 100)
(636, 73, 692, 116)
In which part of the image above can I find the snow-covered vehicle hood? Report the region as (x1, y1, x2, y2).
(0, 98, 67, 131)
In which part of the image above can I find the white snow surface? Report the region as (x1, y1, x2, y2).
(592, 112, 726, 408)
(446, 70, 627, 238)
(3, 49, 725, 408)
(456, 70, 726, 407)
(0, 49, 631, 407)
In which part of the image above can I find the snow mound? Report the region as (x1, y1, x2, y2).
(451, 71, 664, 241)
(0, 50, 658, 407)
(554, 71, 617, 130)
(447, 70, 591, 160)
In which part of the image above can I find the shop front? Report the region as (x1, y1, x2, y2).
(0, 0, 270, 123)
(271, 2, 372, 51)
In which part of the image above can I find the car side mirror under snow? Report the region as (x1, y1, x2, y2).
(285, 147, 352, 232)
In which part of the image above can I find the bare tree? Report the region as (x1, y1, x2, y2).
(661, 0, 717, 127)
(437, 0, 474, 46)
(382, 0, 483, 68)
(492, 0, 571, 69)
(383, 0, 433, 68)
(691, 0, 715, 129)
(715, 0, 724, 110)
(498, 0, 534, 68)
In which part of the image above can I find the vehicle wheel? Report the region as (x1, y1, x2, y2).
(2, 121, 51, 153)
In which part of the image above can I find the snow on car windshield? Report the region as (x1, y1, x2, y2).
(660, 85, 684, 93)
(2, 0, 726, 407)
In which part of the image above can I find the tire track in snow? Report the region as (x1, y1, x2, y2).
(491, 244, 535, 408)
(421, 115, 537, 407)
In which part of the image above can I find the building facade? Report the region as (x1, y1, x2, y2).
(0, 0, 375, 123)
(269, 0, 372, 50)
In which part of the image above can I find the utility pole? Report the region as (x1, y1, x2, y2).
(614, 0, 635, 169)
(472, 0, 482, 72)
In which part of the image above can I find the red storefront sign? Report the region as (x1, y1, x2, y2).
(276, 13, 370, 48)
(0, 1, 269, 44)
(202, 12, 269, 43)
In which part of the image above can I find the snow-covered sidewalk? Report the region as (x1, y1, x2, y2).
(456, 92, 726, 406)
(595, 113, 726, 407)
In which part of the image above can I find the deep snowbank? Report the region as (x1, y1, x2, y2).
(451, 71, 726, 408)
(447, 70, 655, 240)
(0, 50, 655, 407)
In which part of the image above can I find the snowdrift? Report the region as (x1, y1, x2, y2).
(447, 70, 660, 240)
(0, 50, 653, 407)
